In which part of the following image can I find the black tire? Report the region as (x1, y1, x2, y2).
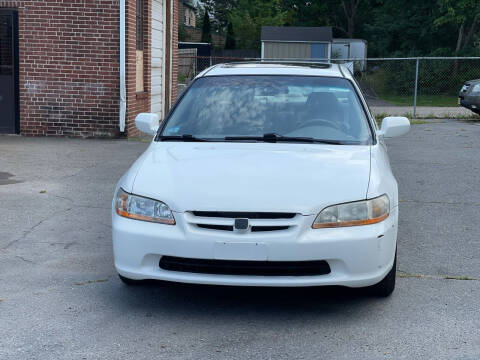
(118, 274, 143, 286)
(368, 251, 396, 297)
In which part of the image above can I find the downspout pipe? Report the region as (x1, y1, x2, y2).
(119, 0, 126, 132)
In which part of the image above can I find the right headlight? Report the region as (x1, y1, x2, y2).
(312, 194, 390, 229)
(114, 188, 175, 225)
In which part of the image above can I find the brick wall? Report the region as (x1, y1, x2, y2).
(0, 0, 121, 137)
(0, 0, 176, 138)
(125, 0, 177, 137)
(171, 0, 178, 103)
(125, 0, 151, 137)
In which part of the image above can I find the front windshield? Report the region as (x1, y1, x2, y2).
(160, 75, 373, 144)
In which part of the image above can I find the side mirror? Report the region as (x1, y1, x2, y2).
(135, 113, 160, 135)
(379, 116, 410, 138)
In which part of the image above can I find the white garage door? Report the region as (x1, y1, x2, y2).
(151, 0, 166, 118)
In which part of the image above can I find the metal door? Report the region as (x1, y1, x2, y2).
(0, 10, 18, 134)
(311, 43, 327, 59)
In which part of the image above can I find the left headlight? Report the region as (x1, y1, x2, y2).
(114, 188, 175, 225)
(312, 194, 390, 229)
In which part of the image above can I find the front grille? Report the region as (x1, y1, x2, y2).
(251, 226, 289, 232)
(196, 224, 291, 232)
(159, 256, 331, 276)
(187, 211, 299, 233)
(192, 211, 296, 219)
(197, 224, 233, 231)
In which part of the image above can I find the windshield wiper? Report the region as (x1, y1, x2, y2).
(224, 133, 343, 145)
(264, 133, 316, 143)
(157, 134, 209, 142)
(224, 133, 313, 143)
(158, 133, 345, 144)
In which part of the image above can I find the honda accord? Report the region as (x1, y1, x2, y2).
(112, 62, 410, 297)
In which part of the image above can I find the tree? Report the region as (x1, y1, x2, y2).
(199, 0, 239, 33)
(362, 0, 448, 57)
(225, 22, 236, 49)
(281, 0, 330, 27)
(339, 0, 362, 37)
(201, 11, 212, 43)
(196, 5, 206, 30)
(178, 24, 187, 42)
(230, 0, 287, 49)
(280, 0, 370, 39)
(434, 0, 480, 55)
(199, 0, 479, 57)
(434, 0, 480, 75)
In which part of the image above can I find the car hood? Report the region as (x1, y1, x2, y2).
(131, 142, 371, 215)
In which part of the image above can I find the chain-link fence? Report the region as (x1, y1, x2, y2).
(177, 56, 480, 118)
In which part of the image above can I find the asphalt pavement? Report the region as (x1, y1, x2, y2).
(1, 121, 479, 359)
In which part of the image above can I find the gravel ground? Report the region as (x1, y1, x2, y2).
(0, 121, 479, 360)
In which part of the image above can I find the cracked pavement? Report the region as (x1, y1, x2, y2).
(0, 122, 479, 360)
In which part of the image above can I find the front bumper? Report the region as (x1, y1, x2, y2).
(112, 208, 398, 288)
(459, 97, 479, 111)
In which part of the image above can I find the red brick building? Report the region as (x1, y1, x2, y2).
(0, 0, 178, 137)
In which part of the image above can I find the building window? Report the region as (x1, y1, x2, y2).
(136, 0, 144, 92)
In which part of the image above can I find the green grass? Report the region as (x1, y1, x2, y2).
(375, 113, 416, 124)
(375, 116, 426, 126)
(379, 94, 458, 107)
(375, 111, 479, 121)
(177, 74, 188, 84)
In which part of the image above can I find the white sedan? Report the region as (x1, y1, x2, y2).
(112, 62, 410, 297)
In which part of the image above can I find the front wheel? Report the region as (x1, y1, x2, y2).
(368, 251, 396, 297)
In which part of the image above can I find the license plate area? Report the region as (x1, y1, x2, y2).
(214, 241, 267, 261)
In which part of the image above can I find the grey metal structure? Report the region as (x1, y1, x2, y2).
(261, 26, 333, 60)
(261, 26, 333, 42)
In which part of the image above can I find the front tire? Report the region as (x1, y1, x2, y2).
(118, 274, 143, 286)
(368, 251, 396, 297)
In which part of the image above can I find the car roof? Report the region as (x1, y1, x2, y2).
(198, 62, 351, 79)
